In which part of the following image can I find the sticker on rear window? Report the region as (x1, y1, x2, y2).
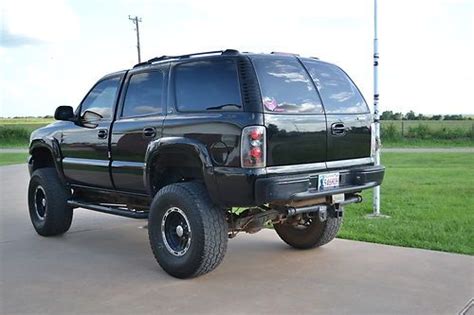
(263, 97, 284, 112)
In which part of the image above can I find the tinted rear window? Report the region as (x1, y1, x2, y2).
(252, 57, 323, 114)
(302, 60, 368, 114)
(174, 59, 242, 112)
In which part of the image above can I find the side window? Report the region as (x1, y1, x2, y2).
(174, 59, 242, 112)
(252, 57, 323, 114)
(302, 60, 369, 114)
(80, 77, 120, 119)
(121, 71, 164, 118)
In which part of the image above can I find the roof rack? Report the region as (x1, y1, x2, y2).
(270, 52, 300, 56)
(133, 49, 240, 68)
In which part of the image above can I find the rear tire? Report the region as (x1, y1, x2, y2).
(274, 211, 343, 249)
(28, 168, 73, 236)
(148, 182, 228, 278)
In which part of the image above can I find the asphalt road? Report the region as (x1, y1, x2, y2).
(1, 164, 473, 315)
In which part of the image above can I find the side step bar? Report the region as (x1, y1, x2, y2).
(67, 200, 149, 219)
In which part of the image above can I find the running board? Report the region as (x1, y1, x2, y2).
(67, 200, 149, 219)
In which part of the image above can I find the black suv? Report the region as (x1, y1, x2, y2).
(28, 50, 384, 278)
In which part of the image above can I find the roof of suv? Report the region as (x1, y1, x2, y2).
(100, 50, 324, 81)
(130, 49, 321, 70)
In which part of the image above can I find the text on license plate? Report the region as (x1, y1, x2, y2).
(318, 172, 340, 190)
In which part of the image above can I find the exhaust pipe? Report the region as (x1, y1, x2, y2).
(286, 194, 362, 216)
(339, 195, 363, 206)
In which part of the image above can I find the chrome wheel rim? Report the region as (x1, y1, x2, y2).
(161, 207, 191, 256)
(34, 186, 47, 220)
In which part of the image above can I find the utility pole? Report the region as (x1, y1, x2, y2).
(128, 15, 142, 63)
(371, 0, 384, 217)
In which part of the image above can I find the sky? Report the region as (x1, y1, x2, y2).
(0, 0, 473, 117)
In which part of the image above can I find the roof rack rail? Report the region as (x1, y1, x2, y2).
(270, 52, 300, 56)
(133, 49, 240, 68)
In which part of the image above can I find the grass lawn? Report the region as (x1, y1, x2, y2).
(383, 138, 473, 148)
(339, 152, 474, 255)
(0, 153, 28, 166)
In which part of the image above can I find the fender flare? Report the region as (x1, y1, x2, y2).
(29, 137, 65, 182)
(143, 137, 220, 203)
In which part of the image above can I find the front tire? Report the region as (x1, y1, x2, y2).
(28, 168, 73, 236)
(274, 210, 343, 249)
(148, 182, 228, 278)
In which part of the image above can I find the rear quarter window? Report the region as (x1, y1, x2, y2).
(302, 60, 369, 114)
(174, 59, 242, 112)
(251, 57, 323, 114)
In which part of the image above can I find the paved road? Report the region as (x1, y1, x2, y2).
(0, 148, 28, 153)
(1, 164, 473, 315)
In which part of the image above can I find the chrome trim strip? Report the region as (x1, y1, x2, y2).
(62, 158, 109, 167)
(111, 161, 145, 169)
(326, 157, 374, 169)
(266, 162, 326, 175)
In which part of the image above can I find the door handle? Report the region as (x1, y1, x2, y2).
(331, 123, 346, 136)
(143, 127, 157, 138)
(97, 129, 108, 139)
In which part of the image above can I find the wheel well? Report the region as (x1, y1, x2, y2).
(31, 147, 55, 172)
(149, 148, 204, 196)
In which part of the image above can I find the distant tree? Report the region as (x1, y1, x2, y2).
(415, 113, 427, 120)
(380, 111, 394, 120)
(404, 110, 416, 120)
(430, 115, 442, 120)
(443, 114, 464, 120)
(393, 112, 403, 120)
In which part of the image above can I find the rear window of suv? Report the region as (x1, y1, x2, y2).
(251, 57, 323, 114)
(302, 60, 369, 114)
(174, 59, 242, 112)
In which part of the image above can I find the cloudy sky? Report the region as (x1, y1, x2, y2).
(0, 0, 472, 117)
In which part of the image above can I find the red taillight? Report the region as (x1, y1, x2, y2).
(250, 147, 262, 159)
(241, 126, 266, 168)
(250, 129, 262, 140)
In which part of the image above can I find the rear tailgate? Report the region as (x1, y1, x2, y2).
(300, 59, 372, 162)
(251, 56, 327, 166)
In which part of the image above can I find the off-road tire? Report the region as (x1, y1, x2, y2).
(274, 212, 343, 249)
(28, 168, 73, 236)
(148, 182, 228, 279)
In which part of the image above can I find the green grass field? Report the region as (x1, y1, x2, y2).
(383, 138, 473, 147)
(0, 153, 28, 166)
(382, 119, 473, 131)
(339, 152, 474, 255)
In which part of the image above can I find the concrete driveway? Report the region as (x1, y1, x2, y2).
(1, 164, 473, 315)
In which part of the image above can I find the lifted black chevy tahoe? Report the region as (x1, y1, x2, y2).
(28, 49, 384, 278)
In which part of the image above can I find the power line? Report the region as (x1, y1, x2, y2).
(128, 15, 142, 63)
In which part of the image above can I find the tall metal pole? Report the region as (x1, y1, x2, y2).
(128, 15, 142, 63)
(372, 0, 381, 216)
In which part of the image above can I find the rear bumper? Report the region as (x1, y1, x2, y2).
(212, 159, 385, 207)
(254, 165, 385, 204)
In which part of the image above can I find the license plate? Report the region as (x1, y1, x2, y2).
(318, 172, 340, 190)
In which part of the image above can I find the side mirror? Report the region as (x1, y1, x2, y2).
(54, 106, 75, 121)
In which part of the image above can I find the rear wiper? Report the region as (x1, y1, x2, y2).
(205, 104, 242, 110)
